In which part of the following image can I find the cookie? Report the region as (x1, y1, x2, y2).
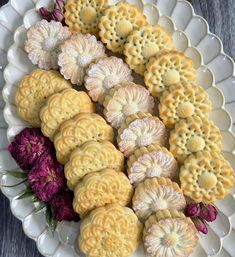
(180, 151, 235, 204)
(64, 140, 124, 190)
(73, 169, 133, 217)
(159, 83, 212, 128)
(124, 25, 174, 75)
(127, 144, 178, 186)
(103, 83, 154, 129)
(144, 50, 196, 97)
(54, 113, 114, 164)
(117, 112, 167, 157)
(144, 210, 198, 257)
(84, 56, 133, 103)
(15, 69, 72, 127)
(99, 2, 147, 53)
(79, 204, 143, 257)
(133, 177, 186, 221)
(169, 116, 222, 163)
(64, 0, 108, 36)
(40, 88, 95, 140)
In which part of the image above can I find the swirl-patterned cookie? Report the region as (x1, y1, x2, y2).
(159, 83, 212, 128)
(65, 140, 124, 190)
(79, 204, 143, 257)
(128, 144, 178, 186)
(84, 56, 133, 103)
(124, 25, 174, 75)
(145, 50, 196, 97)
(54, 113, 114, 164)
(40, 88, 95, 140)
(144, 210, 198, 257)
(117, 112, 167, 157)
(133, 177, 186, 221)
(99, 2, 147, 53)
(104, 83, 154, 129)
(64, 0, 108, 36)
(15, 70, 72, 127)
(180, 151, 235, 204)
(73, 169, 133, 217)
(169, 116, 222, 163)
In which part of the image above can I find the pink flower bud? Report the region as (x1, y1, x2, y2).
(55, 0, 65, 11)
(199, 204, 218, 222)
(51, 9, 64, 22)
(185, 203, 200, 218)
(192, 217, 208, 234)
(39, 7, 52, 22)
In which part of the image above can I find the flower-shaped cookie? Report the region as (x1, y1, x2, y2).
(180, 151, 235, 204)
(104, 84, 155, 129)
(144, 210, 198, 257)
(124, 25, 174, 75)
(58, 33, 106, 85)
(99, 2, 147, 53)
(79, 204, 143, 257)
(169, 116, 222, 163)
(64, 0, 108, 36)
(15, 70, 72, 127)
(54, 113, 114, 164)
(145, 50, 196, 97)
(40, 88, 95, 140)
(133, 177, 186, 221)
(117, 112, 167, 157)
(159, 83, 212, 128)
(84, 56, 133, 103)
(25, 20, 71, 70)
(64, 141, 124, 190)
(73, 169, 133, 217)
(128, 144, 178, 186)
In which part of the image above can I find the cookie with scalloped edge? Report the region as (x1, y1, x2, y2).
(40, 88, 95, 140)
(144, 210, 198, 257)
(99, 2, 148, 53)
(145, 50, 196, 98)
(124, 24, 174, 75)
(65, 140, 124, 190)
(169, 116, 222, 163)
(54, 113, 114, 164)
(117, 112, 167, 157)
(73, 169, 133, 217)
(127, 144, 178, 186)
(180, 151, 235, 204)
(15, 70, 72, 127)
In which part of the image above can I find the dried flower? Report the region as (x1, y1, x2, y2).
(51, 9, 64, 22)
(199, 203, 218, 222)
(39, 7, 52, 22)
(55, 0, 65, 11)
(192, 217, 208, 234)
(8, 128, 53, 170)
(38, 0, 65, 22)
(185, 203, 200, 218)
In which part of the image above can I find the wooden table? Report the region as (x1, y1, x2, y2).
(0, 0, 234, 256)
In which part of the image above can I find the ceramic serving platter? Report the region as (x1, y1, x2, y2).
(1, 0, 235, 257)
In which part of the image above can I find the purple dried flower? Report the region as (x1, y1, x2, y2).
(51, 9, 64, 22)
(50, 190, 80, 222)
(39, 7, 52, 22)
(55, 0, 65, 11)
(28, 153, 66, 202)
(185, 203, 200, 218)
(199, 204, 218, 222)
(8, 128, 53, 171)
(192, 217, 208, 234)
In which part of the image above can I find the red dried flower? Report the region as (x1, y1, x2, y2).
(200, 204, 218, 222)
(185, 203, 200, 218)
(192, 217, 208, 234)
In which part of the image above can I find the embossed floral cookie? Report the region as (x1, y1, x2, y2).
(99, 2, 147, 53)
(180, 151, 235, 204)
(58, 33, 106, 85)
(73, 169, 133, 217)
(84, 56, 133, 103)
(144, 210, 198, 257)
(65, 140, 124, 190)
(40, 88, 95, 140)
(145, 50, 196, 97)
(64, 0, 108, 36)
(159, 83, 212, 128)
(15, 69, 72, 127)
(169, 116, 222, 163)
(133, 177, 186, 221)
(104, 83, 155, 129)
(54, 113, 114, 164)
(124, 25, 174, 75)
(128, 144, 178, 186)
(79, 204, 143, 257)
(117, 112, 167, 157)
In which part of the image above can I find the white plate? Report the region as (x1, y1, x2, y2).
(1, 0, 235, 257)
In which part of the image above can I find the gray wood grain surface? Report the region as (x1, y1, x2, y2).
(0, 0, 234, 257)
